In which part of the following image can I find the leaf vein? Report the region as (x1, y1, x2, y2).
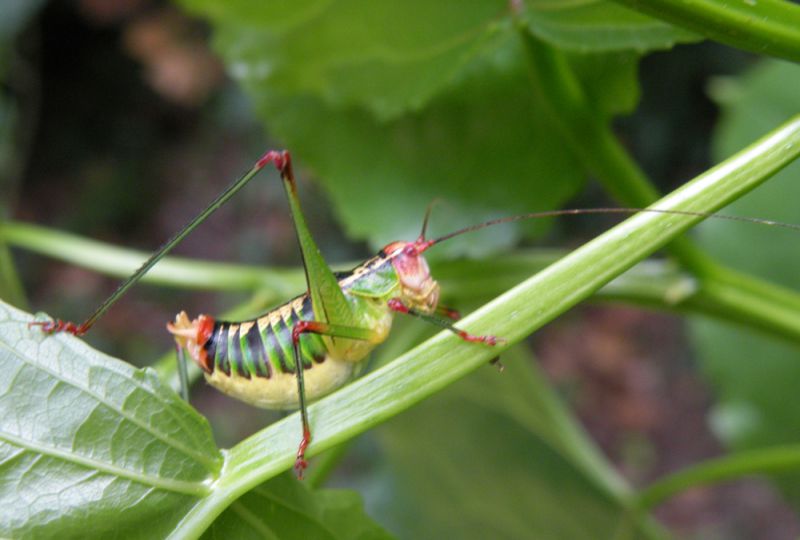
(0, 337, 218, 469)
(0, 430, 209, 497)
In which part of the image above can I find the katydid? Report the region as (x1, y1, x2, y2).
(30, 149, 800, 478)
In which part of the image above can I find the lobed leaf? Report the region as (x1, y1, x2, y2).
(180, 0, 694, 252)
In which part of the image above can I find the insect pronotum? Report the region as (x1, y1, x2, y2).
(31, 149, 800, 477)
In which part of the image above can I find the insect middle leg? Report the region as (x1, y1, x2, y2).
(290, 321, 382, 478)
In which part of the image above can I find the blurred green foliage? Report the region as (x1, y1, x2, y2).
(694, 60, 800, 498)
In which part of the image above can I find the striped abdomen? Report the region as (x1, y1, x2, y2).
(197, 294, 363, 409)
(203, 295, 327, 379)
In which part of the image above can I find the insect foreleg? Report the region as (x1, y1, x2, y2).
(387, 298, 504, 346)
(290, 320, 383, 478)
(436, 305, 461, 321)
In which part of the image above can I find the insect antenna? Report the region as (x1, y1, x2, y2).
(418, 198, 443, 242)
(424, 207, 800, 249)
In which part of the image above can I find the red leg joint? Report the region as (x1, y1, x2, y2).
(28, 319, 88, 336)
(294, 427, 312, 479)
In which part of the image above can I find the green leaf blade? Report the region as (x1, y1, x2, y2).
(202, 0, 511, 121)
(0, 300, 222, 539)
(180, 0, 695, 253)
(204, 475, 394, 540)
(241, 47, 587, 255)
(374, 346, 659, 539)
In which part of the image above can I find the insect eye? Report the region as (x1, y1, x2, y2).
(402, 245, 418, 257)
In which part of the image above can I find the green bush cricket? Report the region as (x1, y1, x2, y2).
(31, 149, 800, 478)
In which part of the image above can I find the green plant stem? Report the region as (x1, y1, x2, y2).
(168, 115, 800, 540)
(519, 28, 711, 273)
(0, 221, 306, 297)
(637, 444, 800, 510)
(612, 0, 800, 63)
(9, 219, 800, 369)
(520, 30, 800, 340)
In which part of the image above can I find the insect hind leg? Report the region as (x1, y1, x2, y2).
(289, 320, 382, 479)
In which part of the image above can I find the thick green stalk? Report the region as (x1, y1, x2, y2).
(0, 221, 305, 298)
(520, 30, 800, 340)
(613, 0, 800, 63)
(168, 115, 800, 540)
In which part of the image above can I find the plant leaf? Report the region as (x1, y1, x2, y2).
(203, 474, 394, 540)
(0, 300, 221, 539)
(185, 0, 509, 120)
(372, 345, 662, 539)
(180, 0, 694, 252)
(182, 0, 692, 120)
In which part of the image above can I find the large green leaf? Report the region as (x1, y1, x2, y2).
(0, 300, 221, 539)
(180, 0, 694, 252)
(185, 0, 508, 121)
(372, 345, 661, 539)
(692, 60, 800, 498)
(248, 44, 585, 256)
(183, 0, 692, 120)
(203, 474, 394, 540)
